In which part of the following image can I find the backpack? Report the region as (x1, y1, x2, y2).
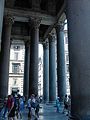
(31, 102, 36, 108)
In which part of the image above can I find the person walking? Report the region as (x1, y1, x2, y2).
(19, 96, 24, 119)
(27, 97, 31, 118)
(8, 95, 16, 120)
(56, 97, 60, 112)
(62, 94, 68, 114)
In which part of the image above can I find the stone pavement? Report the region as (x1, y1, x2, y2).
(0, 104, 68, 120)
(39, 104, 68, 120)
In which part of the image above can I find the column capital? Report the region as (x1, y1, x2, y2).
(48, 33, 56, 43)
(43, 41, 49, 49)
(4, 15, 14, 26)
(29, 17, 41, 29)
(56, 21, 64, 31)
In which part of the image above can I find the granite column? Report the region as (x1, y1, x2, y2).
(0, 0, 5, 50)
(49, 34, 56, 102)
(0, 15, 14, 98)
(23, 41, 30, 99)
(43, 41, 49, 102)
(29, 18, 41, 96)
(56, 22, 66, 102)
(66, 0, 90, 119)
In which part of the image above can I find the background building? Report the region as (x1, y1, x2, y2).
(64, 21, 70, 95)
(38, 57, 43, 96)
(8, 40, 25, 96)
(8, 42, 44, 96)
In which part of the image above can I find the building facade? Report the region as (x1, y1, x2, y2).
(64, 22, 70, 95)
(8, 42, 43, 96)
(8, 40, 25, 96)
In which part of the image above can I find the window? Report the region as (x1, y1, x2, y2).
(12, 63, 20, 73)
(13, 45, 20, 51)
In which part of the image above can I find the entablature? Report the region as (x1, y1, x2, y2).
(5, 8, 56, 25)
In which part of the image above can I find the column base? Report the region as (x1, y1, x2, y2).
(45, 100, 55, 103)
(46, 101, 56, 106)
(49, 101, 56, 103)
(43, 100, 49, 104)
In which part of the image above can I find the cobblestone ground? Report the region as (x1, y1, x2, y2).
(0, 104, 68, 120)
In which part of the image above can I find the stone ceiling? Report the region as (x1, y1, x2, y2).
(5, 0, 64, 15)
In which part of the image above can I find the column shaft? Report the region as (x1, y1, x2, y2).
(23, 41, 30, 99)
(0, 0, 5, 50)
(49, 34, 56, 102)
(29, 19, 40, 96)
(56, 23, 66, 102)
(43, 41, 49, 102)
(66, 0, 90, 119)
(0, 16, 14, 98)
